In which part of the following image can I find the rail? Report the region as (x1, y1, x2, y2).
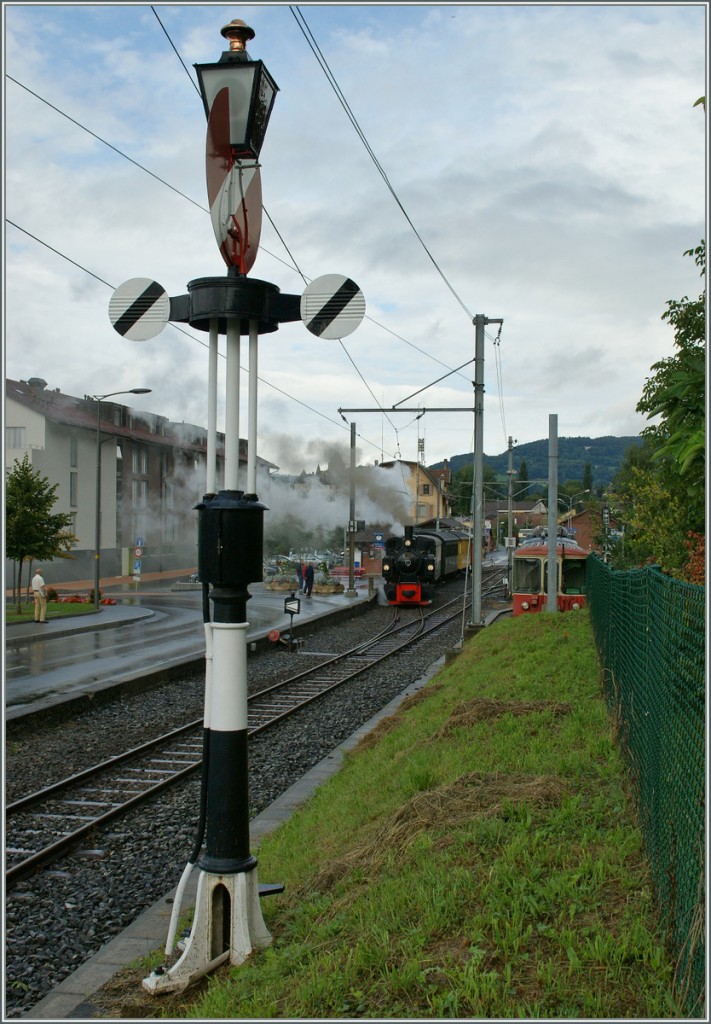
(6, 582, 506, 889)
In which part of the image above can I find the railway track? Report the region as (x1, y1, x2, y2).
(6, 574, 507, 888)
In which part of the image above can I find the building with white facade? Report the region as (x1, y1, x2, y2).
(5, 377, 277, 584)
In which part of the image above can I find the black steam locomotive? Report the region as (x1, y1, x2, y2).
(382, 524, 470, 606)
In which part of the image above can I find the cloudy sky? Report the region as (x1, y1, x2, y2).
(4, 2, 707, 475)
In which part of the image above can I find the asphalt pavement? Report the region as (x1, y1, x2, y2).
(5, 572, 375, 720)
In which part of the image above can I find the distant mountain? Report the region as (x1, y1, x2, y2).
(431, 436, 642, 488)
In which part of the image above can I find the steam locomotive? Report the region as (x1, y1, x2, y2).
(382, 524, 470, 606)
(512, 528, 589, 615)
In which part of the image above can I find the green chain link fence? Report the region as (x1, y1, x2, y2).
(587, 555, 705, 1016)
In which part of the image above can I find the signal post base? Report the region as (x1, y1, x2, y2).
(143, 867, 272, 996)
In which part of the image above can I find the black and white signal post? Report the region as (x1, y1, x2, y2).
(108, 18, 363, 996)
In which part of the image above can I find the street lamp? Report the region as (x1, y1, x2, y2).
(194, 19, 278, 161)
(93, 388, 152, 609)
(558, 489, 590, 529)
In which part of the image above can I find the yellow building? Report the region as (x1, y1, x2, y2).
(378, 459, 453, 524)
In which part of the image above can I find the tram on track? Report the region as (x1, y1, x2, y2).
(511, 529, 589, 615)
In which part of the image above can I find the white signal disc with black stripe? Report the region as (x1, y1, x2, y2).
(109, 278, 170, 341)
(300, 274, 365, 339)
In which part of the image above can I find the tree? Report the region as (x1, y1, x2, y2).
(609, 243, 705, 577)
(449, 462, 497, 516)
(5, 455, 76, 612)
(637, 240, 705, 533)
(582, 463, 593, 494)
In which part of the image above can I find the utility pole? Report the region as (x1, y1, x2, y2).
(506, 435, 516, 597)
(347, 422, 357, 596)
(547, 414, 559, 613)
(470, 314, 503, 626)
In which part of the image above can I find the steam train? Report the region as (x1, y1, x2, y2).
(382, 524, 470, 606)
(512, 528, 589, 615)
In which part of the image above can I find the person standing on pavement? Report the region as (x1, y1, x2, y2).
(303, 561, 315, 597)
(296, 559, 304, 593)
(31, 567, 48, 623)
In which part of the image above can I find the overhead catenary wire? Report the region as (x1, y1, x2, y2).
(289, 6, 509, 452)
(150, 5, 202, 99)
(289, 5, 475, 323)
(492, 323, 507, 443)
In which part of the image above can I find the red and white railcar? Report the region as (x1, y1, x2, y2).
(512, 532, 588, 615)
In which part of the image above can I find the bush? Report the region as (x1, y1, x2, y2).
(45, 587, 59, 602)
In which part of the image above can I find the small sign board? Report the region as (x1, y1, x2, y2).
(134, 547, 143, 559)
(301, 274, 365, 339)
(133, 559, 142, 573)
(109, 278, 170, 340)
(135, 537, 145, 547)
(284, 596, 301, 615)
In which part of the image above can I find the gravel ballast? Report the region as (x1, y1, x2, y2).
(5, 585, 495, 1018)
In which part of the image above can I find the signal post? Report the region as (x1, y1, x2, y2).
(107, 19, 364, 995)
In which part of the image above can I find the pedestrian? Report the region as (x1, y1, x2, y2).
(296, 559, 304, 593)
(31, 566, 48, 623)
(303, 561, 315, 597)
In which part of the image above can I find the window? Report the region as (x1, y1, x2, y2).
(6, 427, 26, 448)
(70, 471, 78, 507)
(132, 478, 148, 508)
(422, 484, 431, 495)
(513, 558, 541, 593)
(562, 559, 586, 595)
(70, 436, 78, 467)
(131, 447, 149, 475)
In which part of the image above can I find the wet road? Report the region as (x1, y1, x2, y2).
(6, 583, 370, 719)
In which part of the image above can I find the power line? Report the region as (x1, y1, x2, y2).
(6, 72, 471, 387)
(289, 6, 509, 440)
(290, 5, 475, 322)
(147, 9, 429, 452)
(150, 5, 202, 98)
(5, 75, 302, 278)
(7, 16, 486, 460)
(6, 218, 391, 453)
(492, 324, 507, 444)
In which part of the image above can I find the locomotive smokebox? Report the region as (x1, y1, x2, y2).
(196, 490, 268, 588)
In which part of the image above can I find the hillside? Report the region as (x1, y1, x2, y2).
(432, 435, 642, 488)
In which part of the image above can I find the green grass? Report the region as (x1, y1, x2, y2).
(159, 611, 679, 1019)
(5, 602, 100, 624)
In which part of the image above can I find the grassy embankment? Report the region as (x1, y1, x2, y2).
(112, 610, 679, 1019)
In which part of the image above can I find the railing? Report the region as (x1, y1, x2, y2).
(587, 556, 705, 1016)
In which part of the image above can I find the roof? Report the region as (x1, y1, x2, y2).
(378, 460, 443, 487)
(354, 528, 396, 544)
(6, 378, 278, 469)
(417, 516, 468, 531)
